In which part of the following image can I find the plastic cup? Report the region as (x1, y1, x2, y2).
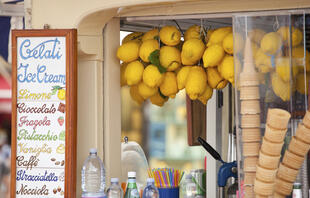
(158, 187, 179, 198)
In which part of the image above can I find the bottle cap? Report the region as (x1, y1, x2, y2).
(128, 171, 136, 178)
(89, 148, 97, 154)
(147, 178, 154, 183)
(111, 178, 119, 183)
(186, 174, 192, 179)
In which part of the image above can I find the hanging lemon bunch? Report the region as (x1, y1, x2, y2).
(116, 24, 238, 107)
(248, 24, 309, 101)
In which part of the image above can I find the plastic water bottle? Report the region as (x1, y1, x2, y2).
(142, 178, 159, 198)
(124, 172, 140, 198)
(180, 174, 197, 198)
(81, 148, 106, 198)
(107, 178, 124, 198)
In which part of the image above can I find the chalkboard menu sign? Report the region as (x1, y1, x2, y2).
(11, 29, 77, 198)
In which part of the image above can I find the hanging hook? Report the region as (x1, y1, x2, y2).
(273, 16, 280, 31)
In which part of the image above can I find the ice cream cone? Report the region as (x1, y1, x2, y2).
(244, 156, 259, 172)
(243, 142, 261, 157)
(282, 150, 304, 170)
(266, 108, 291, 130)
(275, 177, 293, 196)
(241, 114, 261, 128)
(244, 185, 255, 197)
(254, 178, 275, 196)
(277, 163, 299, 183)
(264, 124, 287, 143)
(302, 110, 310, 129)
(244, 172, 256, 185)
(261, 137, 284, 156)
(240, 86, 260, 100)
(295, 123, 310, 144)
(239, 73, 260, 87)
(288, 136, 310, 157)
(241, 100, 261, 115)
(258, 151, 280, 169)
(256, 165, 277, 182)
(242, 128, 262, 142)
(273, 192, 286, 198)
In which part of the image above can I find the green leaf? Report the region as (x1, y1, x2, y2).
(51, 89, 57, 95)
(148, 50, 167, 74)
(52, 86, 62, 90)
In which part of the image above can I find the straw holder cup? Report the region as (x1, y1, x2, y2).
(158, 187, 179, 198)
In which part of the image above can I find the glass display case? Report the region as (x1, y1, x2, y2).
(233, 10, 309, 197)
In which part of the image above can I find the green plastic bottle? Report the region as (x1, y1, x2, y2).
(124, 172, 140, 198)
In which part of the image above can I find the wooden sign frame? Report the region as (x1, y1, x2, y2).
(11, 29, 77, 198)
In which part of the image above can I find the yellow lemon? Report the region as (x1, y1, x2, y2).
(205, 29, 214, 44)
(207, 67, 228, 89)
(57, 89, 65, 100)
(277, 26, 303, 47)
(185, 66, 207, 100)
(184, 25, 203, 41)
(117, 41, 140, 62)
(159, 26, 181, 46)
(120, 62, 127, 87)
(159, 72, 178, 98)
(142, 64, 163, 88)
(142, 29, 159, 41)
(260, 32, 282, 55)
(159, 46, 181, 71)
(198, 84, 213, 105)
(223, 33, 244, 54)
(139, 40, 159, 63)
(130, 85, 144, 105)
(207, 27, 232, 46)
(138, 82, 157, 99)
(277, 26, 289, 42)
(181, 39, 205, 65)
(254, 48, 272, 73)
(122, 32, 144, 44)
(292, 46, 310, 72)
(125, 61, 144, 85)
(296, 72, 310, 94)
(203, 44, 225, 67)
(177, 66, 191, 90)
(218, 55, 234, 83)
(248, 29, 266, 44)
(292, 27, 303, 47)
(275, 57, 298, 82)
(271, 73, 291, 101)
(150, 91, 168, 107)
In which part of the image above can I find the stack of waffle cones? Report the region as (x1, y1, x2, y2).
(254, 109, 291, 197)
(240, 38, 262, 197)
(273, 111, 310, 197)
